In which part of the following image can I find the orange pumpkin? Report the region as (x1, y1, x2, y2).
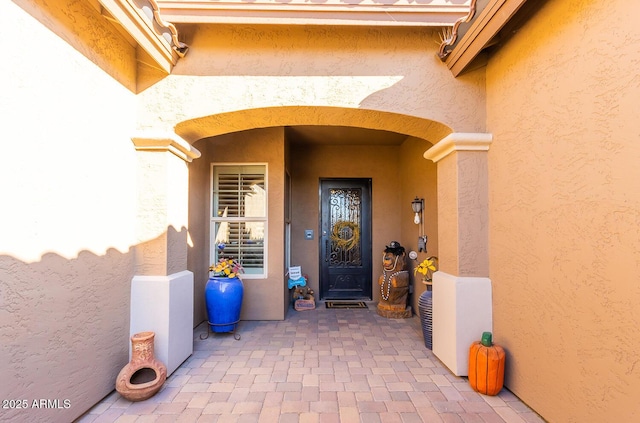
(468, 332, 505, 396)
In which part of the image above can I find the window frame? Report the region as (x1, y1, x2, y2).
(210, 163, 268, 279)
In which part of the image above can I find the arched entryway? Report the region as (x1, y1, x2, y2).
(183, 106, 450, 323)
(132, 107, 493, 380)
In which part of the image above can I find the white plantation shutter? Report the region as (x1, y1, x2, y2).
(212, 165, 266, 275)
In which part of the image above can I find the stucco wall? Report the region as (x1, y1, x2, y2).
(137, 24, 486, 138)
(0, 2, 139, 422)
(187, 142, 212, 326)
(399, 137, 439, 312)
(191, 128, 286, 322)
(486, 0, 640, 421)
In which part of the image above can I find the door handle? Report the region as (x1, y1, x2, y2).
(325, 239, 329, 262)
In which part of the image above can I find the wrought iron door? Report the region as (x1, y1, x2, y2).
(319, 178, 372, 300)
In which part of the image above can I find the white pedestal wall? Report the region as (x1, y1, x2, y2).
(432, 271, 492, 376)
(130, 270, 194, 375)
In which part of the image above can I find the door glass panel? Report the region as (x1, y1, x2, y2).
(329, 188, 362, 267)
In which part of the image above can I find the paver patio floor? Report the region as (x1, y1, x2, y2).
(77, 304, 545, 423)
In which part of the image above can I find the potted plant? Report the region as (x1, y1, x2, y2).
(415, 256, 438, 349)
(204, 244, 244, 336)
(414, 256, 437, 285)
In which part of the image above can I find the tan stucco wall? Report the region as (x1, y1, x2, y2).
(134, 150, 191, 276)
(486, 0, 640, 421)
(0, 2, 140, 421)
(188, 142, 212, 326)
(399, 137, 439, 311)
(436, 150, 489, 278)
(192, 128, 286, 322)
(137, 24, 486, 138)
(9, 0, 138, 92)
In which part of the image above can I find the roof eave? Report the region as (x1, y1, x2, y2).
(438, 0, 529, 77)
(99, 0, 188, 74)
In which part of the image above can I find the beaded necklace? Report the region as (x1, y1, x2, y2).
(380, 255, 407, 301)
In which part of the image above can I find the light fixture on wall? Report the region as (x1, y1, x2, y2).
(411, 197, 423, 224)
(411, 197, 428, 252)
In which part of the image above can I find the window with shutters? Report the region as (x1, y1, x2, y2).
(211, 164, 266, 277)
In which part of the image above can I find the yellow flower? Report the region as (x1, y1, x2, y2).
(414, 257, 437, 278)
(209, 258, 244, 278)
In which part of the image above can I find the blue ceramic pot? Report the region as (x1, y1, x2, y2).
(205, 277, 244, 333)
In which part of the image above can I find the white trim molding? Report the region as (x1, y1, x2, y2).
(132, 132, 202, 162)
(423, 132, 492, 163)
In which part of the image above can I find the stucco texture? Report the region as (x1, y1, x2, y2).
(0, 2, 140, 421)
(486, 0, 640, 421)
(136, 24, 486, 137)
(399, 137, 439, 311)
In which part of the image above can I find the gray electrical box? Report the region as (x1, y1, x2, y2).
(304, 229, 314, 240)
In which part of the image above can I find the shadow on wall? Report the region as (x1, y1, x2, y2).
(0, 226, 192, 422)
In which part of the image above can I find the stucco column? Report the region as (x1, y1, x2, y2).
(423, 132, 493, 376)
(129, 132, 201, 375)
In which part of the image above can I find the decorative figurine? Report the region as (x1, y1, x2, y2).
(376, 241, 412, 318)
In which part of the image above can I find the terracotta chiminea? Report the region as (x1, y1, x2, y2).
(115, 331, 167, 401)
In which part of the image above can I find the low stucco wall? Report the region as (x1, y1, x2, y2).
(486, 0, 640, 421)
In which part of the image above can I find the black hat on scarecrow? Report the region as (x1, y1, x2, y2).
(384, 241, 405, 256)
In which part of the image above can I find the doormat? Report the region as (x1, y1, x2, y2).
(325, 301, 368, 309)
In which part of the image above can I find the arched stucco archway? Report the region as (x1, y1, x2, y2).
(175, 106, 453, 145)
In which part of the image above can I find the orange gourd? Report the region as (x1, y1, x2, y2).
(468, 332, 505, 396)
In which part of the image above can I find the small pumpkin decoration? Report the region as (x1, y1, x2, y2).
(468, 332, 505, 396)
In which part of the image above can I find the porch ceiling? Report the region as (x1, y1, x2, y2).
(286, 126, 409, 146)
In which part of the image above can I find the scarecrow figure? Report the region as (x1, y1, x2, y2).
(377, 241, 412, 318)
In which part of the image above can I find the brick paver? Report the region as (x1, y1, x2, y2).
(76, 305, 544, 422)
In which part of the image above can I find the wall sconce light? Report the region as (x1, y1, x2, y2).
(412, 197, 428, 252)
(411, 197, 423, 224)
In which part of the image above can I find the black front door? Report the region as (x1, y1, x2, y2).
(319, 178, 372, 300)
